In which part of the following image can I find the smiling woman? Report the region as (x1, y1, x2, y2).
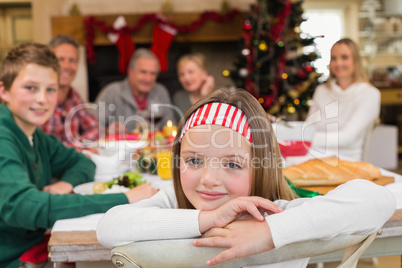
(306, 38, 380, 162)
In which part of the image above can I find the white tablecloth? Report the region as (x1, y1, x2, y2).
(52, 173, 172, 233)
(52, 163, 402, 233)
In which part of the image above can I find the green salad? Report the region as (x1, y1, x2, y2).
(105, 171, 146, 189)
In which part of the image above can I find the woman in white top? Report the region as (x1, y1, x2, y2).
(306, 38, 380, 161)
(97, 88, 394, 268)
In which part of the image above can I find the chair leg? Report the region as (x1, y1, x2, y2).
(316, 262, 324, 268)
(372, 257, 379, 265)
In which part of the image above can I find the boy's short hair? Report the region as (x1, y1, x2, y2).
(1, 43, 60, 91)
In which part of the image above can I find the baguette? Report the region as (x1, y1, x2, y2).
(284, 156, 382, 186)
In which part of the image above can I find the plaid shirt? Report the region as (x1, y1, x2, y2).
(41, 87, 102, 150)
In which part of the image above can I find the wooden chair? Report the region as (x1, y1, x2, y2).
(109, 229, 382, 268)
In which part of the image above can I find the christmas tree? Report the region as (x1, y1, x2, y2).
(225, 0, 322, 120)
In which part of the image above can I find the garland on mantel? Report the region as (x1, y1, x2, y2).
(84, 9, 240, 65)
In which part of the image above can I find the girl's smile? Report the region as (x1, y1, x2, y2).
(196, 190, 227, 200)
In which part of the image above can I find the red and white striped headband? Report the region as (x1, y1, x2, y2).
(180, 103, 253, 143)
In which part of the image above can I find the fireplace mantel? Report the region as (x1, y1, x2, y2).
(51, 12, 245, 45)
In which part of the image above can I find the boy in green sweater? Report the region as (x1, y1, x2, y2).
(0, 43, 158, 268)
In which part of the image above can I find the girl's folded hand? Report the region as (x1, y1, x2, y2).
(194, 218, 275, 266)
(198, 196, 283, 233)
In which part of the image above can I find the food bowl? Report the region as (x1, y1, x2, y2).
(277, 140, 312, 158)
(97, 139, 148, 157)
(82, 150, 123, 174)
(271, 121, 316, 158)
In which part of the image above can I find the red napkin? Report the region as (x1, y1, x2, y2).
(19, 234, 50, 264)
(106, 134, 141, 141)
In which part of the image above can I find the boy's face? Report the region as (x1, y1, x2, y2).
(53, 43, 78, 89)
(0, 63, 58, 136)
(180, 124, 252, 211)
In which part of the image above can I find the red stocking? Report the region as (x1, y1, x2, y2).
(108, 16, 136, 74)
(150, 22, 177, 72)
(116, 31, 136, 74)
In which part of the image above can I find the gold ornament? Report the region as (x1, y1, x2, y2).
(268, 104, 280, 115)
(259, 41, 268, 51)
(287, 106, 296, 114)
(222, 70, 230, 77)
(288, 90, 299, 99)
(278, 95, 286, 105)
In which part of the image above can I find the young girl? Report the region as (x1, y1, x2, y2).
(97, 88, 395, 267)
(306, 38, 380, 161)
(0, 43, 157, 268)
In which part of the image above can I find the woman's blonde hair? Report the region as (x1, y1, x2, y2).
(177, 53, 207, 73)
(326, 38, 368, 88)
(172, 88, 297, 209)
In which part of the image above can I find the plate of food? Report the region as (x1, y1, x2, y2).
(74, 171, 146, 195)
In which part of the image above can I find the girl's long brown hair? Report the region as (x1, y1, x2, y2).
(173, 88, 297, 209)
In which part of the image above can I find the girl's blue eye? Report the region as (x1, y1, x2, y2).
(47, 87, 56, 93)
(226, 162, 241, 169)
(25, 86, 35, 91)
(187, 158, 202, 165)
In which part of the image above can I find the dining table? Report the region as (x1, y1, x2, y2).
(48, 164, 402, 268)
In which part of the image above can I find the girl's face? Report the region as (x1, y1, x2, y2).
(178, 60, 207, 93)
(0, 63, 58, 136)
(329, 43, 355, 81)
(180, 124, 252, 211)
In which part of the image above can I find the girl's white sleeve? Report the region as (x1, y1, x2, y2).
(96, 185, 202, 248)
(267, 179, 396, 249)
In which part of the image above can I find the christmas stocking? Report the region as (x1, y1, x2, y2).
(108, 16, 136, 74)
(150, 18, 177, 72)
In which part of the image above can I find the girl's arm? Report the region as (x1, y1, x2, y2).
(193, 179, 396, 266)
(97, 186, 200, 248)
(269, 179, 395, 248)
(97, 187, 283, 248)
(198, 196, 283, 233)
